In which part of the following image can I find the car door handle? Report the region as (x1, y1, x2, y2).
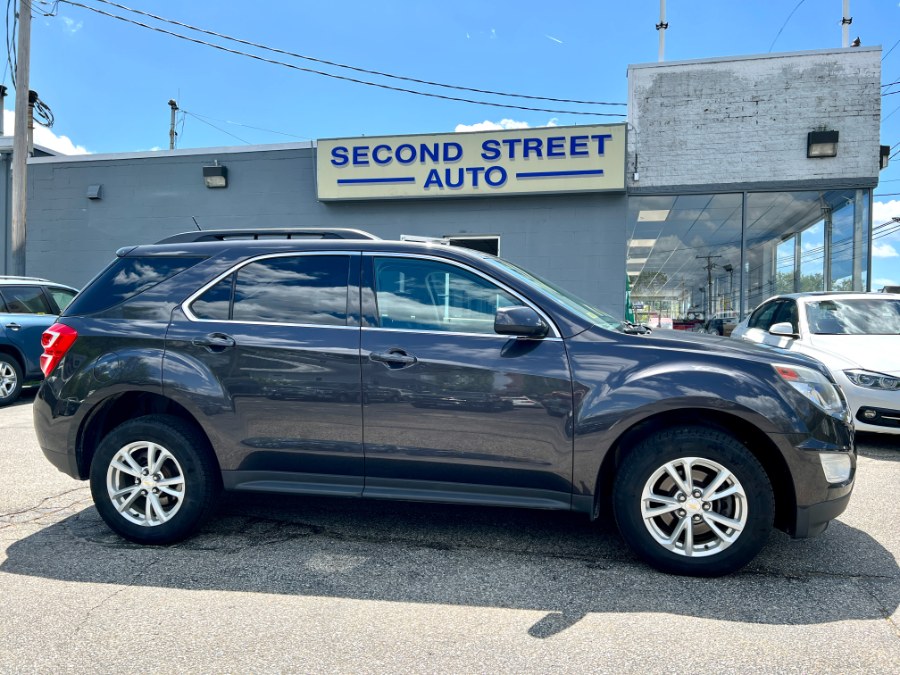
(369, 348, 418, 369)
(5, 323, 21, 331)
(191, 333, 236, 352)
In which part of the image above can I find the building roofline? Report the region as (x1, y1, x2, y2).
(27, 140, 316, 165)
(0, 135, 60, 157)
(627, 45, 881, 72)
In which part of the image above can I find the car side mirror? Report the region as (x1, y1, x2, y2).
(769, 321, 798, 338)
(494, 306, 549, 338)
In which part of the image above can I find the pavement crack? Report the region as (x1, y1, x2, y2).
(858, 580, 900, 639)
(0, 487, 91, 529)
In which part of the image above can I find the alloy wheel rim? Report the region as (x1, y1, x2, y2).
(0, 362, 17, 399)
(640, 456, 748, 558)
(106, 441, 186, 526)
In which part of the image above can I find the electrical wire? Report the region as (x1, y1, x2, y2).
(55, 0, 625, 117)
(181, 111, 251, 145)
(768, 0, 805, 53)
(883, 37, 900, 62)
(75, 0, 626, 108)
(182, 109, 312, 141)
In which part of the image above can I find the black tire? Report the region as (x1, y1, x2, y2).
(0, 354, 23, 407)
(89, 414, 221, 545)
(613, 425, 774, 576)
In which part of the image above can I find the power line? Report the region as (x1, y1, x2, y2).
(768, 0, 805, 53)
(182, 109, 312, 141)
(56, 0, 625, 117)
(81, 0, 626, 108)
(883, 37, 900, 62)
(181, 111, 251, 145)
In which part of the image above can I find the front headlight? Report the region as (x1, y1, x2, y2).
(774, 364, 846, 415)
(844, 369, 900, 391)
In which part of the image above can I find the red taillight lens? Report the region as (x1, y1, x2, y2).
(40, 323, 78, 378)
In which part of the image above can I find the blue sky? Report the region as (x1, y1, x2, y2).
(4, 0, 900, 284)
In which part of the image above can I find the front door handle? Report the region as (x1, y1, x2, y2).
(369, 348, 418, 369)
(5, 322, 21, 331)
(191, 333, 236, 352)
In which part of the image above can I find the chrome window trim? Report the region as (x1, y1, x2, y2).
(366, 252, 562, 339)
(362, 326, 563, 342)
(182, 250, 359, 327)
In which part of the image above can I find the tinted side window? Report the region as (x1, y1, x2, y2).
(47, 288, 77, 313)
(0, 286, 52, 314)
(232, 255, 350, 325)
(373, 257, 516, 333)
(65, 256, 205, 316)
(748, 301, 779, 330)
(191, 274, 234, 320)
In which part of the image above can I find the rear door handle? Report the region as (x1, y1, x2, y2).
(369, 348, 418, 369)
(191, 333, 236, 352)
(5, 323, 21, 331)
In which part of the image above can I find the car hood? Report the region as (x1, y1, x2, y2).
(805, 334, 900, 375)
(584, 325, 825, 370)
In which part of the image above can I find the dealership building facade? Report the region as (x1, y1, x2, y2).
(1, 46, 885, 319)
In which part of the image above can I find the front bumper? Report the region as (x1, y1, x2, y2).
(792, 490, 853, 538)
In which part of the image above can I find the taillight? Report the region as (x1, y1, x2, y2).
(40, 323, 78, 378)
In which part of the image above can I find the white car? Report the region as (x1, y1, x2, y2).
(732, 292, 900, 435)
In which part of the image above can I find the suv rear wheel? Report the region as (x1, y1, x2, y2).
(0, 354, 23, 406)
(613, 426, 774, 576)
(89, 415, 220, 544)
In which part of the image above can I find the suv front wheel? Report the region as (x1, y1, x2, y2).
(89, 415, 221, 544)
(613, 426, 774, 576)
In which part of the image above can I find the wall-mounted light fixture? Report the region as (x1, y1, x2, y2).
(203, 161, 228, 188)
(880, 145, 890, 170)
(807, 130, 839, 158)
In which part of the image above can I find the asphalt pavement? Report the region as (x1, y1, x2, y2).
(1, 389, 898, 673)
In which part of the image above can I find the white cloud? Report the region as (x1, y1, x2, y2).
(2, 109, 90, 155)
(61, 17, 83, 34)
(873, 199, 900, 224)
(455, 118, 560, 132)
(874, 277, 899, 287)
(545, 34, 564, 44)
(872, 242, 899, 258)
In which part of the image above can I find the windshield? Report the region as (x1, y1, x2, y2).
(487, 258, 625, 331)
(805, 298, 900, 335)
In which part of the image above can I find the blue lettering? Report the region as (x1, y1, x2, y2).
(352, 145, 370, 166)
(591, 134, 613, 155)
(502, 138, 522, 159)
(484, 166, 507, 187)
(424, 169, 443, 189)
(546, 136, 565, 158)
(331, 146, 349, 167)
(444, 142, 463, 162)
(372, 144, 392, 165)
(446, 169, 464, 188)
(420, 143, 439, 163)
(569, 135, 588, 157)
(466, 167, 486, 187)
(523, 138, 543, 159)
(396, 144, 416, 164)
(481, 139, 501, 161)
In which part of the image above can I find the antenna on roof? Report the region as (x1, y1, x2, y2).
(191, 216, 202, 231)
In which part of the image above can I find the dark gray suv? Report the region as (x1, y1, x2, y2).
(34, 229, 855, 576)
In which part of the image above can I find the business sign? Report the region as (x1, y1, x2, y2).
(316, 123, 625, 201)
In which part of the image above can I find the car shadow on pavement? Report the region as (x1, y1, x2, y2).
(2, 492, 897, 638)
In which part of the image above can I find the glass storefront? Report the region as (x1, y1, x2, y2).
(626, 190, 871, 328)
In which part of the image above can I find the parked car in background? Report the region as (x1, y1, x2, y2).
(698, 314, 738, 336)
(34, 229, 855, 576)
(732, 292, 900, 435)
(0, 276, 78, 406)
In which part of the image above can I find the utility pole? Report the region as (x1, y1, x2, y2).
(10, 0, 32, 276)
(696, 255, 721, 318)
(656, 0, 668, 62)
(841, 0, 851, 48)
(168, 99, 178, 150)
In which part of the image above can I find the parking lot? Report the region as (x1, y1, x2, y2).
(1, 390, 898, 673)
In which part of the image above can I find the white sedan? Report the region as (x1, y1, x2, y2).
(732, 292, 900, 435)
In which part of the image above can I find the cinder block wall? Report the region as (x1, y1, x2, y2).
(627, 47, 881, 191)
(24, 146, 626, 313)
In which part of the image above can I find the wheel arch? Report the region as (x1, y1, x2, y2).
(76, 391, 220, 480)
(593, 408, 797, 533)
(0, 344, 26, 374)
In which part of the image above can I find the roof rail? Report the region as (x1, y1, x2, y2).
(0, 275, 51, 283)
(155, 228, 380, 244)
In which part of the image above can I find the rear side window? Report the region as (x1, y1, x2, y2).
(65, 257, 204, 316)
(190, 255, 351, 326)
(0, 285, 52, 314)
